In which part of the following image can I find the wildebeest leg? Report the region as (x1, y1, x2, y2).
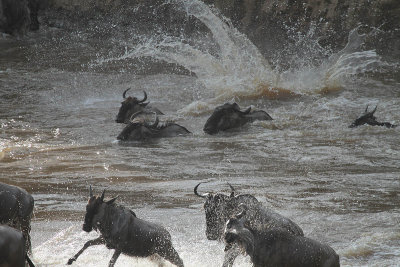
(108, 249, 121, 267)
(26, 254, 35, 267)
(67, 236, 104, 265)
(157, 246, 184, 267)
(222, 246, 240, 267)
(20, 218, 32, 254)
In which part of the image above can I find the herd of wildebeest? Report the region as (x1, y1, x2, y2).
(1, 88, 397, 267)
(115, 88, 396, 141)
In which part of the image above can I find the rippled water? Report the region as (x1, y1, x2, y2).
(1, 0, 400, 266)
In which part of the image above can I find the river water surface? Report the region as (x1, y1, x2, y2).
(1, 1, 400, 266)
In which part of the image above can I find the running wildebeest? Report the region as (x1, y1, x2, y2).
(67, 187, 184, 267)
(0, 224, 35, 267)
(0, 182, 34, 253)
(194, 182, 303, 267)
(349, 105, 397, 128)
(115, 88, 163, 123)
(117, 114, 190, 141)
(224, 208, 340, 267)
(203, 102, 273, 134)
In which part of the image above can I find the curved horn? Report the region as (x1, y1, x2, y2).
(89, 185, 93, 198)
(227, 183, 235, 197)
(364, 105, 369, 113)
(138, 90, 148, 103)
(122, 88, 131, 99)
(129, 110, 144, 122)
(100, 189, 105, 201)
(194, 182, 208, 198)
(151, 113, 159, 128)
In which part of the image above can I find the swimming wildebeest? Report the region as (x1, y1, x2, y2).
(0, 182, 34, 253)
(67, 187, 184, 267)
(117, 114, 190, 141)
(203, 102, 273, 134)
(115, 88, 164, 123)
(349, 105, 397, 128)
(224, 208, 340, 267)
(0, 224, 35, 267)
(194, 182, 303, 267)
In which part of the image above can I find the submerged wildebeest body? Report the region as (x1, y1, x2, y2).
(0, 182, 34, 253)
(117, 115, 190, 141)
(203, 102, 273, 134)
(68, 187, 184, 267)
(194, 182, 303, 267)
(0, 225, 35, 267)
(115, 88, 164, 123)
(224, 210, 340, 267)
(349, 105, 397, 128)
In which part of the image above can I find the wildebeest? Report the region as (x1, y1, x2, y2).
(203, 102, 273, 134)
(117, 114, 190, 141)
(0, 182, 34, 253)
(224, 208, 340, 267)
(67, 187, 184, 267)
(0, 224, 35, 267)
(349, 105, 397, 128)
(194, 182, 303, 267)
(115, 88, 164, 123)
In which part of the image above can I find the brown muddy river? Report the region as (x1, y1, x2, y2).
(1, 1, 400, 266)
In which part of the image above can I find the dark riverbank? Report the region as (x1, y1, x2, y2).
(3, 0, 399, 60)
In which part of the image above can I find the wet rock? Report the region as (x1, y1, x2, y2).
(0, 0, 39, 35)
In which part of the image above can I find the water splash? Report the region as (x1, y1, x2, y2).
(96, 0, 388, 103)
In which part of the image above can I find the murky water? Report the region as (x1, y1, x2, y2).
(1, 0, 400, 266)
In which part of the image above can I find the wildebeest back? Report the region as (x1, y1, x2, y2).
(250, 228, 339, 267)
(96, 204, 171, 257)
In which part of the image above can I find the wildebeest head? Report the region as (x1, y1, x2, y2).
(349, 105, 379, 128)
(115, 88, 149, 123)
(82, 186, 117, 232)
(224, 206, 254, 255)
(194, 182, 259, 240)
(203, 103, 252, 135)
(350, 105, 397, 128)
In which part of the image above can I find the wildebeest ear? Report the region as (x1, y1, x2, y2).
(100, 190, 105, 201)
(106, 196, 118, 205)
